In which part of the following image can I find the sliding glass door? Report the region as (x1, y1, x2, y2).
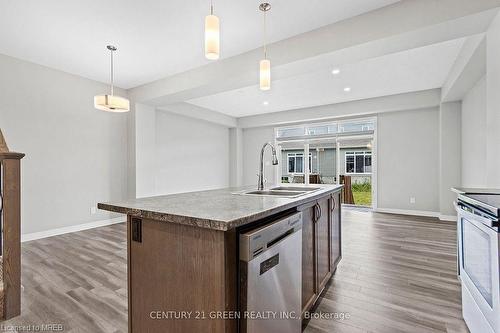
(274, 118, 376, 208)
(338, 137, 373, 207)
(309, 140, 336, 185)
(277, 142, 306, 184)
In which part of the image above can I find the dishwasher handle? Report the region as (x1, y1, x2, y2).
(239, 212, 303, 262)
(267, 228, 295, 249)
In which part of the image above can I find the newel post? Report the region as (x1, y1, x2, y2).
(0, 129, 24, 320)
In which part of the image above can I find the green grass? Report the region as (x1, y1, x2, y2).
(352, 182, 371, 192)
(352, 181, 372, 206)
(353, 191, 372, 206)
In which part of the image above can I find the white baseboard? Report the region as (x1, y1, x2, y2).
(375, 208, 438, 218)
(375, 208, 456, 222)
(21, 217, 125, 242)
(438, 214, 457, 222)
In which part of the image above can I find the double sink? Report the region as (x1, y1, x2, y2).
(241, 186, 321, 198)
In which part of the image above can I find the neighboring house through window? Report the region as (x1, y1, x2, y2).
(287, 153, 312, 173)
(345, 151, 372, 174)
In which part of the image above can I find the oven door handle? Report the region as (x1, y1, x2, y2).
(453, 201, 461, 216)
(454, 201, 498, 228)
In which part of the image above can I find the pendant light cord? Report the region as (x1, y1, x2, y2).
(110, 48, 114, 96)
(210, 0, 214, 15)
(263, 9, 267, 59)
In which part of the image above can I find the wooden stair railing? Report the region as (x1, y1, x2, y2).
(0, 129, 24, 320)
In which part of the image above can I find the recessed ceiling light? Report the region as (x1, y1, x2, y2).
(344, 87, 351, 92)
(331, 68, 340, 75)
(263, 101, 269, 106)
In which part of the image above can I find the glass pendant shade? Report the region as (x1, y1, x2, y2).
(94, 94, 130, 112)
(94, 45, 130, 112)
(205, 14, 220, 60)
(259, 3, 271, 90)
(259, 59, 271, 91)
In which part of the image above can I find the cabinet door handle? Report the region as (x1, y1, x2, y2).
(315, 203, 322, 221)
(314, 203, 319, 223)
(331, 197, 336, 211)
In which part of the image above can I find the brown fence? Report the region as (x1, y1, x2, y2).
(339, 175, 355, 205)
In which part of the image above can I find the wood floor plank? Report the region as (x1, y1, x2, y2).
(304, 210, 467, 333)
(3, 210, 467, 333)
(3, 223, 128, 333)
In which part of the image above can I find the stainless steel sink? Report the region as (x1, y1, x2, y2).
(244, 190, 307, 197)
(239, 187, 321, 198)
(270, 186, 321, 192)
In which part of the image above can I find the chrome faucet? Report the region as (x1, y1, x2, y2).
(258, 142, 279, 190)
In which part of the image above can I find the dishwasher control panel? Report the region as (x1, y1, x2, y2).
(240, 212, 302, 262)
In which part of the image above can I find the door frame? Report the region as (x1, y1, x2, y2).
(274, 116, 378, 210)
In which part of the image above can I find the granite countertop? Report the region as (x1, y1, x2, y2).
(98, 185, 343, 231)
(451, 187, 500, 195)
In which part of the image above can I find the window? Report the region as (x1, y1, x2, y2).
(287, 153, 312, 173)
(307, 125, 336, 135)
(338, 120, 374, 133)
(345, 151, 371, 174)
(277, 126, 306, 138)
(276, 119, 374, 140)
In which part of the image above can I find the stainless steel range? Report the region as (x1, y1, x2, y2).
(455, 193, 500, 333)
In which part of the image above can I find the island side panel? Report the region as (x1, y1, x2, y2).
(223, 228, 238, 333)
(128, 217, 236, 333)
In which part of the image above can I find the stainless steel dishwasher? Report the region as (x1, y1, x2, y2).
(239, 212, 302, 333)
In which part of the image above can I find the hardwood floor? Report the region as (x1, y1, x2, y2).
(3, 210, 467, 332)
(3, 223, 128, 332)
(304, 210, 468, 333)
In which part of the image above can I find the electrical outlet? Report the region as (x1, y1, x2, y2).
(409, 197, 416, 204)
(91, 206, 97, 215)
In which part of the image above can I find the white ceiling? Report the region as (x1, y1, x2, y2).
(0, 0, 400, 89)
(187, 38, 465, 117)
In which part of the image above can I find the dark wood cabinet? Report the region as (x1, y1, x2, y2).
(299, 201, 317, 316)
(123, 188, 341, 332)
(128, 217, 237, 333)
(316, 196, 331, 294)
(330, 192, 342, 270)
(298, 189, 342, 316)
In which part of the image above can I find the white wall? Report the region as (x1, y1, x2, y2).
(439, 102, 462, 217)
(242, 127, 276, 186)
(126, 104, 136, 199)
(486, 12, 500, 187)
(377, 108, 440, 213)
(461, 76, 487, 187)
(154, 110, 230, 195)
(229, 127, 243, 187)
(241, 106, 444, 215)
(135, 104, 157, 198)
(0, 53, 128, 235)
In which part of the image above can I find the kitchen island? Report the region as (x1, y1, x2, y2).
(98, 184, 343, 333)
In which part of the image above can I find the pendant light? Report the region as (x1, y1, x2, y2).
(94, 45, 130, 112)
(259, 3, 271, 91)
(205, 0, 220, 60)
